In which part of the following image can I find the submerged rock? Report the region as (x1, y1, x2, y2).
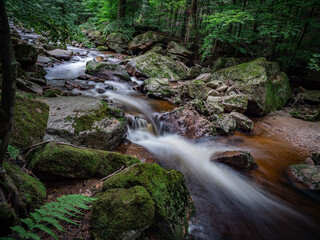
(10, 94, 49, 149)
(47, 49, 73, 61)
(210, 57, 291, 115)
(129, 31, 164, 52)
(91, 186, 155, 240)
(26, 142, 140, 180)
(99, 163, 194, 240)
(211, 150, 258, 170)
(126, 52, 187, 81)
(44, 96, 127, 150)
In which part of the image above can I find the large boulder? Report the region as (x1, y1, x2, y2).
(16, 78, 43, 95)
(44, 96, 127, 150)
(143, 78, 174, 99)
(299, 90, 320, 104)
(106, 32, 130, 54)
(26, 142, 140, 180)
(212, 113, 236, 135)
(10, 94, 49, 149)
(204, 96, 224, 115)
(211, 150, 258, 170)
(100, 163, 193, 240)
(129, 31, 164, 52)
(210, 58, 291, 115)
(222, 94, 248, 113)
(167, 41, 193, 58)
(3, 162, 46, 211)
(212, 57, 249, 73)
(179, 80, 209, 102)
(230, 112, 254, 132)
(288, 164, 320, 190)
(47, 49, 73, 61)
(91, 186, 155, 240)
(160, 105, 214, 138)
(86, 59, 131, 81)
(13, 43, 38, 67)
(126, 52, 187, 81)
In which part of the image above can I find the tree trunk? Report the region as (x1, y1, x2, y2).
(0, 0, 18, 167)
(185, 0, 198, 47)
(117, 0, 126, 20)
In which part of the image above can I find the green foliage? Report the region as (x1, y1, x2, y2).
(309, 54, 320, 72)
(7, 145, 19, 160)
(1, 195, 96, 240)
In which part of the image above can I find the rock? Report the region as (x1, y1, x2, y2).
(44, 96, 127, 150)
(91, 186, 154, 240)
(195, 73, 211, 83)
(143, 78, 174, 99)
(147, 43, 165, 54)
(205, 96, 224, 115)
(47, 49, 73, 61)
(102, 163, 194, 240)
(208, 89, 220, 97)
(230, 112, 254, 132)
(222, 94, 248, 113)
(212, 114, 236, 135)
(160, 105, 214, 138)
(96, 46, 108, 51)
(86, 59, 131, 81)
(126, 52, 187, 81)
(9, 94, 49, 149)
(94, 35, 107, 47)
(187, 66, 202, 79)
(129, 31, 164, 52)
(288, 164, 320, 190)
(201, 67, 211, 73)
(26, 142, 140, 180)
(299, 90, 320, 104)
(206, 81, 221, 89)
(13, 43, 38, 67)
(167, 41, 193, 58)
(106, 32, 130, 54)
(210, 57, 291, 115)
(37, 55, 52, 65)
(211, 150, 258, 170)
(0, 200, 16, 237)
(212, 57, 249, 72)
(311, 153, 320, 165)
(3, 162, 46, 211)
(16, 78, 43, 95)
(216, 84, 228, 92)
(179, 80, 209, 102)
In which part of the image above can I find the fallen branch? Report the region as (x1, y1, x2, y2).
(100, 165, 125, 182)
(22, 140, 51, 154)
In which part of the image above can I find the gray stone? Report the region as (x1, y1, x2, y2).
(196, 73, 211, 83)
(129, 31, 164, 52)
(230, 112, 254, 132)
(222, 94, 249, 113)
(47, 49, 73, 61)
(212, 150, 258, 170)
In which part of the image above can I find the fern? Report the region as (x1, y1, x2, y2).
(1, 194, 96, 240)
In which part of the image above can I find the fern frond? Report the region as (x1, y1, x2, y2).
(25, 232, 41, 240)
(10, 225, 27, 237)
(21, 217, 35, 229)
(33, 224, 58, 240)
(30, 212, 41, 222)
(41, 217, 65, 232)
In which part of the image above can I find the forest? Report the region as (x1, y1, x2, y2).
(0, 0, 320, 239)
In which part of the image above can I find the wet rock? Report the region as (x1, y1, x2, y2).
(187, 66, 202, 79)
(299, 90, 320, 104)
(311, 153, 320, 165)
(179, 80, 209, 102)
(13, 43, 38, 67)
(106, 32, 130, 54)
(102, 163, 194, 240)
(212, 57, 249, 73)
(167, 41, 193, 58)
(47, 49, 73, 61)
(129, 31, 164, 52)
(91, 186, 154, 240)
(210, 57, 291, 115)
(205, 96, 224, 115)
(212, 113, 236, 135)
(143, 78, 174, 99)
(44, 96, 127, 150)
(26, 142, 140, 180)
(86, 59, 131, 81)
(195, 73, 211, 83)
(230, 112, 254, 132)
(211, 150, 258, 170)
(288, 164, 320, 191)
(9, 94, 49, 149)
(126, 52, 187, 81)
(94, 35, 107, 47)
(222, 94, 248, 113)
(37, 55, 52, 65)
(160, 104, 213, 138)
(16, 78, 43, 95)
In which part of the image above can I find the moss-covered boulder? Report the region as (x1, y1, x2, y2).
(13, 43, 38, 67)
(45, 96, 127, 150)
(3, 162, 46, 211)
(179, 80, 209, 102)
(102, 163, 194, 240)
(9, 94, 49, 149)
(106, 32, 130, 54)
(126, 52, 187, 81)
(212, 57, 249, 73)
(230, 112, 254, 132)
(85, 59, 131, 81)
(0, 200, 16, 236)
(26, 142, 140, 180)
(222, 94, 248, 113)
(129, 31, 164, 52)
(143, 78, 174, 99)
(187, 66, 202, 79)
(288, 164, 320, 190)
(91, 186, 155, 240)
(212, 113, 237, 135)
(210, 57, 291, 115)
(167, 41, 193, 58)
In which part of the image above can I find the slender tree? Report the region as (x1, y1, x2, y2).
(118, 0, 127, 20)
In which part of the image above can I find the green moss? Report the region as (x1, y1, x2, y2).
(27, 142, 140, 179)
(103, 163, 193, 240)
(71, 101, 124, 134)
(96, 46, 108, 51)
(91, 186, 155, 240)
(9, 94, 49, 149)
(44, 89, 61, 98)
(3, 162, 46, 211)
(0, 201, 16, 236)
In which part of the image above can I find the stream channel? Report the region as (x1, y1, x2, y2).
(45, 46, 320, 240)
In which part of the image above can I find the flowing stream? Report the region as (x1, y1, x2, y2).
(45, 47, 320, 240)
